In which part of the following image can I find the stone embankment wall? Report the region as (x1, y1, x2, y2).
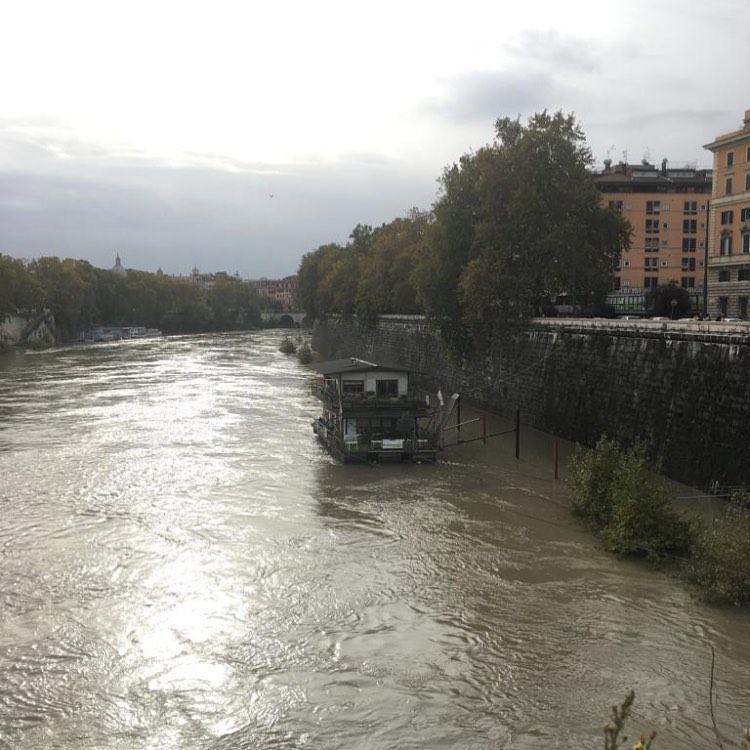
(0, 312, 56, 349)
(313, 315, 750, 488)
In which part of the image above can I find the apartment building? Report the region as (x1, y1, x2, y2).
(593, 160, 712, 312)
(248, 275, 298, 311)
(703, 109, 750, 319)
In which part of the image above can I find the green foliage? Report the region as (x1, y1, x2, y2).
(569, 436, 624, 528)
(355, 209, 427, 325)
(0, 253, 261, 339)
(415, 111, 630, 356)
(602, 451, 694, 559)
(685, 493, 750, 605)
(296, 212, 426, 323)
(569, 437, 694, 560)
(279, 336, 297, 354)
(296, 342, 313, 364)
(648, 282, 691, 318)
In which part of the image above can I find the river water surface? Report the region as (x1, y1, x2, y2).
(0, 330, 747, 749)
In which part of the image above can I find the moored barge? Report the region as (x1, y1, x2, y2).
(311, 358, 447, 463)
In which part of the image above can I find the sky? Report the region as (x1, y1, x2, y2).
(0, 0, 747, 280)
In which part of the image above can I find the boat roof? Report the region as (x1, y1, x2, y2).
(312, 357, 411, 376)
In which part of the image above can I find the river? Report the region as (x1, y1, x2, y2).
(0, 330, 747, 749)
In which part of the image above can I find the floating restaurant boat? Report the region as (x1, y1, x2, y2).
(311, 357, 455, 463)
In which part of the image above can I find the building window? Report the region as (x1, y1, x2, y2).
(726, 176, 733, 195)
(682, 258, 696, 272)
(645, 219, 660, 233)
(646, 200, 661, 214)
(740, 297, 749, 318)
(645, 258, 657, 269)
(746, 173, 750, 192)
(644, 276, 659, 289)
(718, 270, 730, 282)
(609, 200, 623, 211)
(681, 277, 696, 288)
(721, 210, 734, 225)
(342, 380, 365, 394)
(682, 238, 697, 252)
(376, 379, 399, 397)
(683, 201, 697, 214)
(644, 238, 659, 251)
(739, 269, 750, 281)
(727, 151, 734, 167)
(721, 234, 733, 256)
(741, 207, 750, 222)
(719, 297, 729, 316)
(744, 234, 750, 254)
(683, 219, 697, 234)
(623, 259, 631, 267)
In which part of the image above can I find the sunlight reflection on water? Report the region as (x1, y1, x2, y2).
(0, 331, 748, 750)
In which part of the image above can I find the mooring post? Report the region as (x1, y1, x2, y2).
(482, 414, 486, 444)
(456, 395, 461, 436)
(515, 409, 520, 460)
(553, 438, 559, 480)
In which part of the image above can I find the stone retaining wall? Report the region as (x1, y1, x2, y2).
(313, 316, 750, 488)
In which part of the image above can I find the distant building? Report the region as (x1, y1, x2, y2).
(112, 254, 127, 276)
(189, 267, 237, 289)
(248, 275, 297, 311)
(593, 160, 712, 313)
(703, 109, 750, 319)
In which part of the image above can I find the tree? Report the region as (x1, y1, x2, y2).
(417, 111, 631, 356)
(414, 152, 483, 354)
(649, 281, 691, 318)
(297, 243, 344, 319)
(355, 210, 428, 324)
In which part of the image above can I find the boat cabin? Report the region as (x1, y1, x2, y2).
(311, 357, 438, 463)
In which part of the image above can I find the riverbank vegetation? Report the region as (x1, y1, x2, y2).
(0, 254, 262, 339)
(569, 437, 750, 606)
(297, 111, 630, 357)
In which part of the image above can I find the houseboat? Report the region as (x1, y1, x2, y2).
(311, 357, 453, 463)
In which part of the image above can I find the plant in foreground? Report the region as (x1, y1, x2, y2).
(603, 691, 656, 750)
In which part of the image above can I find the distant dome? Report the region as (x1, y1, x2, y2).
(112, 254, 126, 276)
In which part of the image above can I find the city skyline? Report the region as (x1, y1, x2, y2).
(1, 0, 747, 278)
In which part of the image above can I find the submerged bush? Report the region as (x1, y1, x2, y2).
(569, 436, 624, 529)
(685, 494, 750, 605)
(602, 449, 694, 560)
(279, 336, 297, 354)
(569, 437, 694, 561)
(296, 342, 313, 364)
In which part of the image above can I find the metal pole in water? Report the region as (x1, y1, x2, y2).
(456, 395, 461, 437)
(515, 409, 520, 460)
(553, 438, 559, 480)
(482, 414, 486, 444)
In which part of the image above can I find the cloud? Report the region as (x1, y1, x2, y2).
(419, 70, 565, 127)
(505, 29, 602, 72)
(0, 127, 439, 278)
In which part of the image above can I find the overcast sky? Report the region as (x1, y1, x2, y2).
(0, 0, 746, 279)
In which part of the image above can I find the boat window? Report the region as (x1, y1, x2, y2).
(376, 379, 399, 397)
(342, 380, 365, 394)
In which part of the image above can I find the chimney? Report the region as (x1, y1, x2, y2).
(744, 109, 750, 129)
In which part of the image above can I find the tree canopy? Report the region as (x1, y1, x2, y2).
(297, 110, 630, 357)
(0, 254, 262, 339)
(415, 111, 631, 354)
